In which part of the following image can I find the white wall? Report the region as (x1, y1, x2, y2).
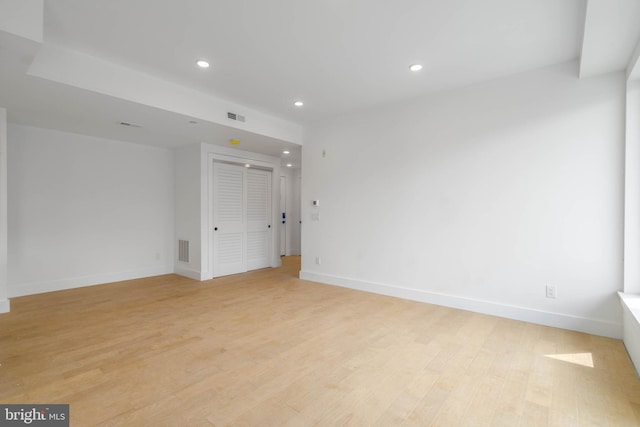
(0, 108, 8, 312)
(301, 61, 625, 338)
(625, 79, 640, 293)
(8, 124, 175, 296)
(621, 79, 640, 373)
(174, 143, 202, 279)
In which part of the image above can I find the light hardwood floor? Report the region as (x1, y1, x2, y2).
(1, 256, 639, 426)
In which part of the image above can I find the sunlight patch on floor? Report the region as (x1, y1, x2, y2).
(544, 352, 594, 368)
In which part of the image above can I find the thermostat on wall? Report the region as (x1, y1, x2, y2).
(312, 200, 320, 207)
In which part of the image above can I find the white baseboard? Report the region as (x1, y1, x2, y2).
(176, 264, 281, 281)
(0, 298, 9, 313)
(174, 265, 203, 280)
(300, 270, 622, 339)
(8, 265, 174, 297)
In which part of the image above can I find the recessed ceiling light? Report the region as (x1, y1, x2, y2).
(294, 101, 304, 107)
(283, 150, 290, 155)
(196, 60, 210, 68)
(409, 64, 423, 72)
(286, 164, 293, 168)
(245, 164, 251, 168)
(229, 139, 240, 145)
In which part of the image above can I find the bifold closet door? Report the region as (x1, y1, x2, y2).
(246, 168, 272, 271)
(212, 163, 272, 277)
(212, 163, 246, 277)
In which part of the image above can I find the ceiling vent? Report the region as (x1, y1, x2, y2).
(227, 112, 246, 122)
(119, 121, 142, 128)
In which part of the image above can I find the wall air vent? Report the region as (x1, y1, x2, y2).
(227, 112, 246, 122)
(178, 239, 190, 263)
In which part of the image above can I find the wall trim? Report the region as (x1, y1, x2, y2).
(300, 270, 622, 339)
(174, 265, 204, 281)
(0, 298, 9, 313)
(8, 265, 174, 298)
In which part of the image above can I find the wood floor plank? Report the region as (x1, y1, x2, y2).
(1, 256, 639, 426)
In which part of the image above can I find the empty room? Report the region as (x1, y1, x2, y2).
(2, 0, 640, 425)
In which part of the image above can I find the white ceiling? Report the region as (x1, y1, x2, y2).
(41, 0, 585, 122)
(1, 0, 639, 166)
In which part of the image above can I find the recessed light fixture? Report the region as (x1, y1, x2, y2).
(409, 64, 423, 72)
(196, 60, 210, 68)
(294, 101, 304, 107)
(286, 163, 293, 168)
(283, 150, 290, 155)
(245, 164, 251, 168)
(229, 139, 240, 145)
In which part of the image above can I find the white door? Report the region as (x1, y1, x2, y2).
(212, 163, 272, 277)
(246, 168, 272, 270)
(279, 176, 286, 256)
(212, 163, 246, 277)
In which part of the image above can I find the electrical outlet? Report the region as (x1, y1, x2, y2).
(546, 285, 556, 299)
(315, 256, 322, 265)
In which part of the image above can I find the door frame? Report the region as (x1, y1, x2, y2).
(205, 146, 281, 280)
